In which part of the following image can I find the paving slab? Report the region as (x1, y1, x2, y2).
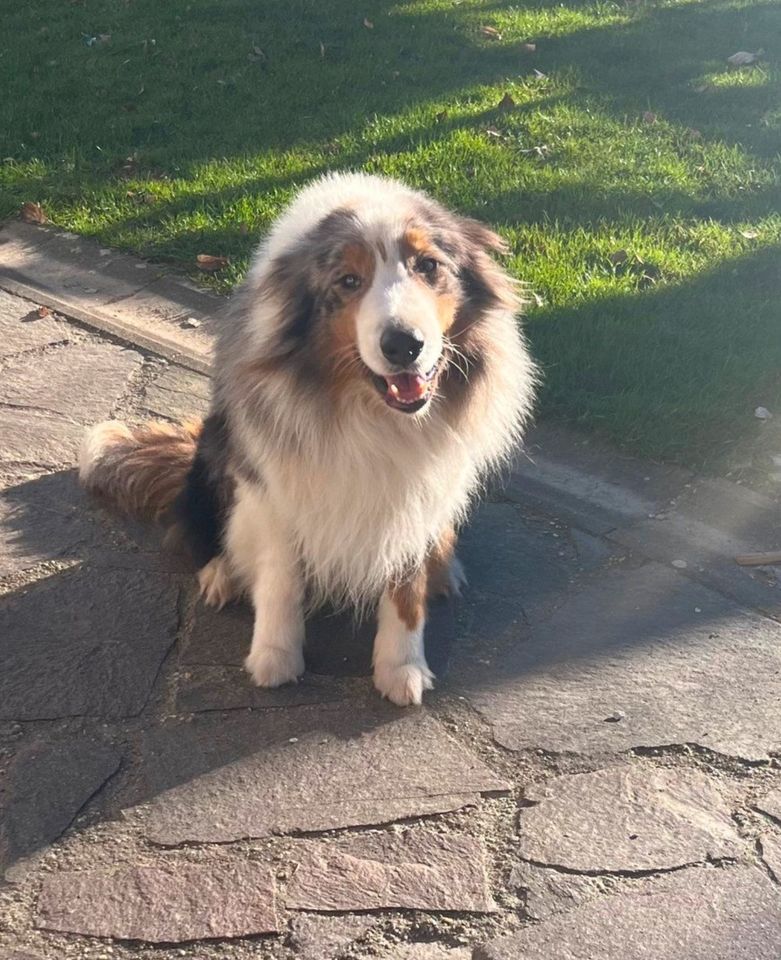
(0, 564, 179, 720)
(384, 947, 471, 959)
(36, 862, 279, 941)
(474, 866, 781, 960)
(462, 562, 781, 760)
(0, 408, 88, 467)
(287, 831, 496, 913)
(0, 470, 101, 578)
(517, 765, 739, 872)
(142, 364, 211, 421)
(176, 666, 346, 712)
(127, 707, 508, 845)
(0, 738, 122, 874)
(760, 833, 781, 880)
(510, 861, 602, 921)
(459, 502, 610, 611)
(0, 341, 142, 423)
(757, 787, 781, 823)
(289, 915, 377, 960)
(0, 289, 73, 356)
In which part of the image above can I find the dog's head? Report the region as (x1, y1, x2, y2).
(250, 176, 519, 416)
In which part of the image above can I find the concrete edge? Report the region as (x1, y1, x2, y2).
(0, 275, 212, 377)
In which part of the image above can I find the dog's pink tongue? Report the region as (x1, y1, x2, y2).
(386, 373, 427, 403)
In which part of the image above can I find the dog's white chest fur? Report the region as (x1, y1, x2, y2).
(247, 405, 477, 605)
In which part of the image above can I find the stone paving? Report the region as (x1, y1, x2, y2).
(1, 279, 781, 959)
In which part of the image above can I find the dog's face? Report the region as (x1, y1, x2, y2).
(262, 197, 516, 416)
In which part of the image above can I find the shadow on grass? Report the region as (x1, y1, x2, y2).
(528, 242, 781, 466)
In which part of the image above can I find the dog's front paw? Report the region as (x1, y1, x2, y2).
(373, 661, 434, 707)
(245, 645, 304, 688)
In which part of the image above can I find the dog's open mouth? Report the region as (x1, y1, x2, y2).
(372, 365, 439, 414)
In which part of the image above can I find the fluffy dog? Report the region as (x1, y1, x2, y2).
(80, 172, 536, 705)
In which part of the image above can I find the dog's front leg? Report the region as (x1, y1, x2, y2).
(226, 484, 305, 687)
(373, 570, 433, 707)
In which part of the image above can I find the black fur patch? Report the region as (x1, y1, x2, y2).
(175, 411, 235, 568)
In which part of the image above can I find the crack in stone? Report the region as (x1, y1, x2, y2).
(513, 855, 737, 881)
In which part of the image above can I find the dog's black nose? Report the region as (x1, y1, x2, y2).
(380, 327, 425, 366)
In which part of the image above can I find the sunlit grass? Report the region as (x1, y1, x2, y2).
(1, 0, 779, 467)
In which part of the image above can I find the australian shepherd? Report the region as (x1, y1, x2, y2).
(79, 173, 537, 706)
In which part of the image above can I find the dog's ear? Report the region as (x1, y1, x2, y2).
(455, 217, 518, 320)
(456, 216, 509, 256)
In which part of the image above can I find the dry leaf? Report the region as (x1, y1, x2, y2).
(363, 17, 374, 28)
(20, 202, 47, 224)
(249, 45, 266, 62)
(608, 249, 628, 265)
(182, 317, 201, 329)
(37, 305, 52, 318)
(727, 49, 762, 67)
(480, 25, 502, 40)
(642, 111, 657, 124)
(435, 110, 449, 123)
(755, 406, 773, 420)
(196, 254, 229, 272)
(497, 92, 516, 111)
(740, 229, 759, 240)
(532, 68, 547, 79)
(485, 126, 503, 138)
(521, 42, 536, 53)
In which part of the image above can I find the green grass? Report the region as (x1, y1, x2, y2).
(1, 0, 780, 469)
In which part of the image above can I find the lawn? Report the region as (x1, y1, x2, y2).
(1, 0, 780, 470)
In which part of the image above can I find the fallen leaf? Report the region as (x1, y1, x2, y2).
(97, 33, 111, 44)
(319, 40, 326, 58)
(249, 45, 266, 62)
(727, 49, 763, 67)
(20, 201, 47, 224)
(480, 25, 502, 40)
(497, 92, 516, 111)
(608, 249, 628, 265)
(532, 68, 547, 79)
(363, 17, 374, 29)
(37, 305, 51, 318)
(755, 406, 773, 420)
(642, 111, 657, 124)
(521, 42, 536, 53)
(182, 317, 201, 329)
(196, 254, 229, 272)
(531, 292, 545, 308)
(485, 126, 503, 138)
(435, 109, 449, 123)
(740, 229, 759, 239)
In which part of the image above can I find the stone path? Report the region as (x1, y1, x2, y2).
(1, 237, 781, 958)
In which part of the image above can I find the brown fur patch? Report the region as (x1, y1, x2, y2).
(389, 569, 428, 631)
(427, 525, 458, 598)
(322, 242, 376, 398)
(81, 419, 201, 520)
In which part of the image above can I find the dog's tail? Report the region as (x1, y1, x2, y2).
(79, 419, 202, 520)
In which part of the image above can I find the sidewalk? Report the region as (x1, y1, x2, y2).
(1, 225, 781, 960)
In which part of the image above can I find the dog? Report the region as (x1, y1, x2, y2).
(79, 172, 537, 706)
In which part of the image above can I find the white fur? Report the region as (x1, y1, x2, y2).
(226, 480, 305, 687)
(373, 590, 433, 706)
(78, 420, 131, 483)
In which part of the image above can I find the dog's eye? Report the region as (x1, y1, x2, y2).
(416, 257, 438, 276)
(338, 274, 362, 290)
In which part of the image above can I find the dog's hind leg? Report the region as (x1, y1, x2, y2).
(197, 555, 236, 609)
(226, 481, 305, 688)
